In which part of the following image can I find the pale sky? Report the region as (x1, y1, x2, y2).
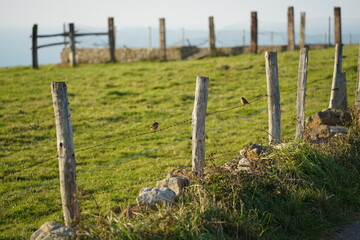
(1, 0, 360, 29)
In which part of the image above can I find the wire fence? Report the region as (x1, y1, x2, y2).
(1, 78, 337, 201)
(71, 17, 360, 49)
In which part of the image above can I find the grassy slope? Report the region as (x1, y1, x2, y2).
(0, 46, 358, 239)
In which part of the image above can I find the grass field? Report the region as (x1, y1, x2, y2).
(0, 46, 359, 239)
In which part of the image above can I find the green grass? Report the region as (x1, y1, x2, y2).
(0, 46, 359, 239)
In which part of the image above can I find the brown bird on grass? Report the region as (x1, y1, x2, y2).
(241, 97, 250, 105)
(150, 122, 159, 131)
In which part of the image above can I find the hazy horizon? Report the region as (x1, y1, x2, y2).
(1, 0, 359, 67)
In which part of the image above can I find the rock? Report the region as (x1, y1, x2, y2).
(239, 149, 247, 158)
(167, 169, 196, 179)
(136, 187, 175, 207)
(237, 158, 254, 172)
(307, 108, 351, 129)
(222, 159, 239, 171)
(156, 176, 189, 196)
(31, 222, 75, 240)
(239, 144, 270, 160)
(329, 126, 348, 134)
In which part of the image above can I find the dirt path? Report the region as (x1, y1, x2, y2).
(330, 214, 360, 240)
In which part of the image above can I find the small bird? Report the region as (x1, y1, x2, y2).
(150, 122, 159, 131)
(241, 97, 250, 105)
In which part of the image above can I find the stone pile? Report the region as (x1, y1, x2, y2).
(305, 108, 351, 143)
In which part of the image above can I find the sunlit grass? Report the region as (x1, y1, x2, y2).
(0, 45, 358, 239)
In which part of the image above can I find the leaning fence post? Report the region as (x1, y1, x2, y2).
(265, 51, 281, 144)
(32, 24, 38, 69)
(51, 82, 80, 227)
(356, 44, 360, 109)
(69, 23, 76, 67)
(108, 17, 116, 63)
(295, 48, 309, 139)
(329, 44, 347, 110)
(192, 76, 209, 176)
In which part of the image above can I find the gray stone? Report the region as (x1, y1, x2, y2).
(156, 176, 189, 196)
(237, 158, 254, 172)
(136, 187, 175, 207)
(31, 222, 75, 240)
(329, 126, 348, 134)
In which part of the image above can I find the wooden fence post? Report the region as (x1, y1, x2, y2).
(108, 17, 116, 63)
(329, 44, 347, 110)
(334, 7, 342, 44)
(51, 82, 80, 227)
(159, 18, 167, 61)
(69, 23, 76, 67)
(250, 12, 258, 53)
(295, 48, 309, 139)
(32, 24, 38, 69)
(356, 44, 360, 109)
(299, 12, 306, 49)
(192, 76, 209, 176)
(288, 6, 295, 51)
(265, 51, 281, 144)
(209, 16, 216, 55)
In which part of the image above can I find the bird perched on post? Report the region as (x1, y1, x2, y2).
(241, 97, 250, 105)
(150, 122, 159, 131)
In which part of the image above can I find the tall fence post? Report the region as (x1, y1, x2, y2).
(299, 12, 306, 49)
(287, 6, 295, 51)
(356, 44, 360, 109)
(192, 76, 209, 176)
(250, 12, 258, 53)
(108, 17, 116, 63)
(295, 48, 309, 139)
(69, 23, 76, 67)
(334, 7, 342, 44)
(51, 82, 80, 227)
(329, 44, 347, 110)
(265, 51, 281, 144)
(159, 18, 167, 61)
(209, 16, 216, 55)
(32, 24, 38, 69)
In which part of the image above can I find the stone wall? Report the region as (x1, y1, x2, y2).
(60, 46, 199, 64)
(60, 44, 330, 65)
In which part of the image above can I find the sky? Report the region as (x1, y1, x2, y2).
(1, 0, 360, 29)
(1, 0, 359, 67)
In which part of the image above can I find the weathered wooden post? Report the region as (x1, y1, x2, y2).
(250, 12, 258, 53)
(265, 51, 281, 144)
(192, 76, 209, 176)
(209, 16, 216, 55)
(334, 7, 342, 44)
(299, 12, 306, 49)
(329, 44, 347, 110)
(32, 24, 38, 69)
(295, 48, 309, 139)
(51, 82, 80, 227)
(69, 23, 76, 67)
(108, 17, 116, 63)
(159, 18, 167, 61)
(288, 6, 295, 51)
(356, 44, 360, 109)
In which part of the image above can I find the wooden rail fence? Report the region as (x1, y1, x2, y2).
(31, 17, 116, 69)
